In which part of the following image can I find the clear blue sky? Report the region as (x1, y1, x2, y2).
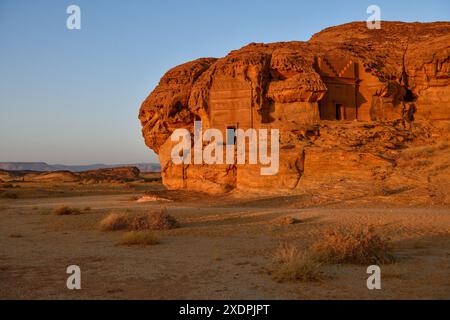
(0, 0, 448, 165)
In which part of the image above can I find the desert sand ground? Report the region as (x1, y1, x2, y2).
(1, 178, 449, 300)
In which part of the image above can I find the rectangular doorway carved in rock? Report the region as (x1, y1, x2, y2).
(226, 125, 236, 145)
(335, 103, 344, 120)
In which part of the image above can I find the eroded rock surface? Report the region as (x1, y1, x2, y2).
(139, 22, 450, 197)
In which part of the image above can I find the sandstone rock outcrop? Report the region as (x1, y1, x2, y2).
(139, 21, 450, 195)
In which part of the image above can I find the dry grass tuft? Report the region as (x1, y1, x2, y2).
(271, 243, 321, 282)
(1, 192, 18, 199)
(312, 226, 395, 265)
(129, 208, 179, 231)
(9, 233, 23, 238)
(274, 216, 300, 225)
(99, 212, 129, 231)
(53, 206, 82, 215)
(119, 231, 159, 246)
(99, 208, 179, 232)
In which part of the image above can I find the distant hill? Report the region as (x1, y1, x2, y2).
(0, 162, 160, 172)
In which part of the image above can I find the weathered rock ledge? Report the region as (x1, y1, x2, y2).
(139, 21, 450, 196)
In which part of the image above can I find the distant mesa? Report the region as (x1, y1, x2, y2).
(0, 166, 146, 184)
(138, 21, 450, 194)
(0, 162, 161, 173)
(0, 162, 161, 184)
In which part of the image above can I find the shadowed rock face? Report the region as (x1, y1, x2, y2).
(139, 21, 450, 194)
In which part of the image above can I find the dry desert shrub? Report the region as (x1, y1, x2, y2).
(119, 231, 159, 246)
(99, 208, 179, 232)
(99, 212, 130, 231)
(274, 216, 300, 225)
(129, 208, 179, 231)
(1, 192, 18, 199)
(53, 206, 82, 215)
(271, 243, 321, 282)
(9, 233, 23, 238)
(312, 226, 395, 265)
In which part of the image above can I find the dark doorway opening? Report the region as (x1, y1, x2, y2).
(404, 88, 416, 102)
(335, 103, 343, 120)
(226, 126, 236, 145)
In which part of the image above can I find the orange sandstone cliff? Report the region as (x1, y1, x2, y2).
(139, 22, 450, 201)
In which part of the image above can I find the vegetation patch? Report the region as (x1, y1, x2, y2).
(1, 192, 18, 199)
(99, 208, 179, 232)
(273, 216, 300, 225)
(9, 233, 23, 238)
(270, 243, 322, 282)
(119, 231, 159, 246)
(311, 226, 396, 265)
(99, 212, 130, 231)
(129, 208, 179, 231)
(53, 206, 82, 215)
